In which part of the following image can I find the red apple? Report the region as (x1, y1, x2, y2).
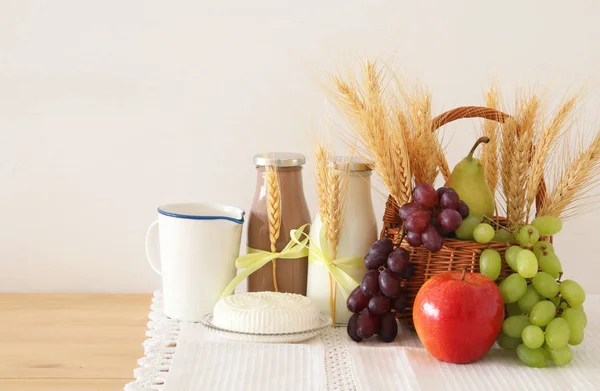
(413, 269, 504, 364)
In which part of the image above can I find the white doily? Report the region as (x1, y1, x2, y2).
(126, 292, 600, 390)
(321, 327, 357, 391)
(124, 291, 179, 391)
(124, 291, 358, 391)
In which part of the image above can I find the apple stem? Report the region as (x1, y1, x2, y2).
(460, 268, 467, 281)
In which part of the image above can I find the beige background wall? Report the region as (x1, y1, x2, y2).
(1, 0, 599, 293)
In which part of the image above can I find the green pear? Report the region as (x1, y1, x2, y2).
(446, 137, 496, 219)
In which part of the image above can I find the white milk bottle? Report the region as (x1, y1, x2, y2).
(306, 157, 377, 325)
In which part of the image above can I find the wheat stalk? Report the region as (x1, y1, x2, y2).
(330, 59, 455, 204)
(315, 144, 330, 221)
(314, 142, 352, 326)
(388, 69, 449, 183)
(539, 130, 600, 218)
(514, 95, 539, 223)
(437, 146, 451, 182)
(387, 76, 413, 202)
(524, 96, 578, 219)
(505, 95, 540, 225)
(404, 85, 449, 184)
(396, 107, 411, 143)
(315, 142, 352, 254)
(326, 169, 342, 257)
(332, 75, 365, 115)
(364, 62, 407, 203)
(265, 166, 281, 292)
(391, 109, 413, 203)
(481, 86, 499, 193)
(326, 162, 350, 326)
(331, 76, 366, 134)
(501, 117, 518, 225)
(407, 88, 439, 185)
(331, 60, 412, 206)
(427, 106, 450, 182)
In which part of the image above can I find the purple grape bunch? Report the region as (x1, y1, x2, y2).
(346, 238, 413, 343)
(399, 183, 469, 253)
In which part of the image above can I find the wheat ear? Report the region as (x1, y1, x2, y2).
(388, 74, 413, 203)
(437, 146, 451, 182)
(330, 59, 412, 206)
(427, 99, 450, 181)
(407, 88, 439, 184)
(315, 141, 352, 325)
(539, 131, 600, 218)
(501, 117, 518, 224)
(329, 160, 352, 326)
(266, 166, 281, 292)
(506, 96, 539, 225)
(315, 144, 330, 221)
(363, 60, 408, 205)
(326, 170, 342, 257)
(389, 99, 413, 202)
(391, 109, 413, 204)
(525, 96, 578, 219)
(332, 76, 365, 116)
(315, 143, 337, 325)
(481, 87, 499, 192)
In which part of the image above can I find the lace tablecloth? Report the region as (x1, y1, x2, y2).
(125, 291, 600, 391)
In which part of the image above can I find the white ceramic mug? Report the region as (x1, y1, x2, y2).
(145, 202, 245, 322)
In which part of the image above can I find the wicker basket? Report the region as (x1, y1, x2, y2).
(381, 106, 550, 328)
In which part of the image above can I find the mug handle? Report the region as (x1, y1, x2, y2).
(145, 220, 162, 275)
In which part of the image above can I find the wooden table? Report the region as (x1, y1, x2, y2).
(0, 294, 151, 391)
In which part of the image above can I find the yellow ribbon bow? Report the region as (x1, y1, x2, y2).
(291, 223, 362, 301)
(220, 224, 310, 298)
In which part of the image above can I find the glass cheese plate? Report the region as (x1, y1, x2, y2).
(200, 313, 333, 343)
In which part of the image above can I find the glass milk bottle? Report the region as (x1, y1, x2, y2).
(247, 153, 311, 295)
(306, 157, 377, 324)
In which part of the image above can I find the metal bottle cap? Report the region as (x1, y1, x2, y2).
(253, 152, 306, 167)
(332, 156, 374, 172)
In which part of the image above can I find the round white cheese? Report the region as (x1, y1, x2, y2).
(212, 292, 322, 334)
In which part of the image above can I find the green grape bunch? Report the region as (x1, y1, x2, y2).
(475, 215, 588, 367)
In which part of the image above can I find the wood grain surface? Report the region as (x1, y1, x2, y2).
(0, 294, 150, 391)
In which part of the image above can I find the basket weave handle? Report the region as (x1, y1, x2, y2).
(430, 106, 548, 214)
(432, 106, 511, 129)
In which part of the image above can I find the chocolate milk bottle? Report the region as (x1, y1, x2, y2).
(247, 153, 311, 294)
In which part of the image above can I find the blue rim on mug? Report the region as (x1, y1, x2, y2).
(157, 203, 245, 224)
